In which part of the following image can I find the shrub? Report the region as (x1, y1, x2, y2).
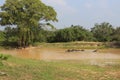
(0, 54, 10, 66)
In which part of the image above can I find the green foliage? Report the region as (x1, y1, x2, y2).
(91, 22, 114, 42)
(112, 27, 120, 41)
(51, 25, 94, 42)
(54, 28, 75, 42)
(0, 54, 10, 66)
(0, 31, 5, 42)
(0, 54, 9, 60)
(0, 0, 57, 47)
(0, 21, 120, 47)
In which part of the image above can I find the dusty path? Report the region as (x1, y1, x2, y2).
(0, 47, 120, 60)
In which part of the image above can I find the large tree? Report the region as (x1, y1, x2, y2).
(0, 0, 57, 47)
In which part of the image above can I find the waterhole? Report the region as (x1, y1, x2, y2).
(0, 47, 120, 60)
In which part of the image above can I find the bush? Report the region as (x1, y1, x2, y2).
(0, 54, 10, 66)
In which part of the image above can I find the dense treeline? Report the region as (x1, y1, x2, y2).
(0, 22, 120, 47)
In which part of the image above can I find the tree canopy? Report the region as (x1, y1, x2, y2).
(91, 22, 114, 42)
(51, 25, 94, 42)
(0, 0, 57, 47)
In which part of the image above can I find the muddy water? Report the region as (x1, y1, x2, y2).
(0, 47, 41, 59)
(0, 47, 120, 61)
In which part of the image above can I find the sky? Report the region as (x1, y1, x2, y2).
(0, 0, 120, 29)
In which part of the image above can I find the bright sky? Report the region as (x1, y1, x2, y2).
(0, 0, 120, 29)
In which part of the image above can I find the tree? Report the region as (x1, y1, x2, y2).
(112, 27, 120, 41)
(91, 22, 114, 42)
(70, 25, 93, 41)
(4, 26, 18, 46)
(52, 25, 94, 42)
(53, 27, 75, 42)
(0, 0, 57, 47)
(0, 31, 5, 42)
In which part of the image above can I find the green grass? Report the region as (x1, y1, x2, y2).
(0, 56, 120, 80)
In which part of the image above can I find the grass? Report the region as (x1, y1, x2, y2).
(35, 41, 106, 49)
(0, 56, 120, 80)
